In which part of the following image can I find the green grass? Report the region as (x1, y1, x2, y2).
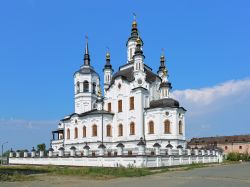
(0, 162, 215, 182)
(0, 165, 165, 181)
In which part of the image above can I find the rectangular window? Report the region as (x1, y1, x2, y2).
(130, 97, 134, 110)
(108, 102, 112, 112)
(118, 100, 122, 112)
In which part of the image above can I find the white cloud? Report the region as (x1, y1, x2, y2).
(172, 78, 250, 105)
(0, 118, 57, 129)
(171, 78, 250, 137)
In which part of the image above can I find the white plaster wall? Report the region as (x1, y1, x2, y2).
(9, 155, 221, 168)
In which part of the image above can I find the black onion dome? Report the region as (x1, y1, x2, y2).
(158, 55, 166, 73)
(98, 144, 106, 149)
(126, 20, 144, 46)
(104, 63, 112, 70)
(31, 147, 36, 152)
(150, 98, 179, 109)
(166, 144, 173, 148)
(70, 146, 76, 150)
(83, 144, 90, 150)
(116, 143, 125, 148)
(159, 82, 172, 89)
(153, 143, 161, 148)
(137, 138, 146, 146)
(177, 145, 183, 149)
(48, 148, 54, 151)
(103, 52, 113, 70)
(58, 147, 65, 151)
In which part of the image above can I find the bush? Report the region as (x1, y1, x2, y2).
(226, 152, 249, 161)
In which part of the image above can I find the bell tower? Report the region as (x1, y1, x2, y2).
(74, 36, 100, 114)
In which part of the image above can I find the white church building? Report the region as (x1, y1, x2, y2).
(51, 19, 186, 156)
(9, 19, 222, 167)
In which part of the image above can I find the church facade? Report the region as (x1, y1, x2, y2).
(51, 20, 187, 156)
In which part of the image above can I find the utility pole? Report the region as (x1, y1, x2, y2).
(101, 97, 104, 145)
(1, 141, 8, 165)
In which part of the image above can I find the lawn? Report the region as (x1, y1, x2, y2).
(0, 163, 221, 182)
(0, 165, 168, 181)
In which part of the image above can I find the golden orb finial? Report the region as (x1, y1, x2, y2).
(136, 37, 141, 45)
(132, 13, 137, 28)
(132, 20, 137, 28)
(106, 47, 110, 60)
(160, 48, 165, 62)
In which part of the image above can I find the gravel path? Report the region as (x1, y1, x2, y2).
(1, 162, 250, 187)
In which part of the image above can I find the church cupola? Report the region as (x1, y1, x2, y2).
(83, 36, 90, 66)
(103, 49, 113, 92)
(133, 37, 144, 72)
(158, 52, 172, 98)
(126, 16, 143, 63)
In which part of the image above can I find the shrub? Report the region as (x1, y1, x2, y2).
(226, 152, 249, 161)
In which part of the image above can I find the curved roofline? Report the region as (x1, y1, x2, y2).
(61, 109, 114, 122)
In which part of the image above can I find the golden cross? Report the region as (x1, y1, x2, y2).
(162, 48, 165, 55)
(133, 12, 136, 21)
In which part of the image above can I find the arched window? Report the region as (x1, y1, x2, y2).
(179, 121, 183, 135)
(67, 128, 70, 139)
(106, 124, 112, 137)
(148, 121, 154, 134)
(76, 82, 80, 93)
(164, 120, 171, 134)
(130, 122, 135, 135)
(74, 127, 78, 139)
(118, 124, 123, 136)
(83, 81, 89, 92)
(92, 124, 97, 136)
(83, 126, 86, 137)
(92, 82, 96, 94)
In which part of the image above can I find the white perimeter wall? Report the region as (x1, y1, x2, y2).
(9, 155, 222, 168)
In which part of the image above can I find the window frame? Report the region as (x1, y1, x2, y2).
(129, 97, 134, 110)
(118, 124, 123, 136)
(83, 126, 86, 138)
(106, 124, 112, 137)
(130, 122, 135, 135)
(67, 128, 70, 139)
(108, 102, 112, 112)
(74, 127, 78, 139)
(92, 124, 97, 137)
(118, 100, 123, 113)
(83, 81, 89, 93)
(148, 121, 154, 134)
(164, 120, 171, 134)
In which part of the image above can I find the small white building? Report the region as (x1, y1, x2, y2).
(51, 19, 187, 156)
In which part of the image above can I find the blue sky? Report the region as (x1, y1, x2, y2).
(0, 0, 250, 150)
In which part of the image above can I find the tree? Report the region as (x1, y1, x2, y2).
(2, 150, 10, 157)
(37, 143, 46, 151)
